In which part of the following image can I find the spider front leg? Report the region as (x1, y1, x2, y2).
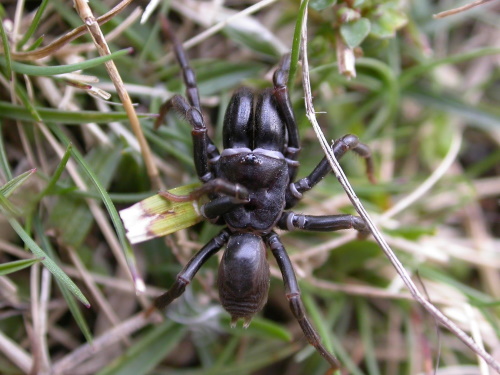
(155, 95, 215, 182)
(154, 229, 230, 311)
(265, 232, 341, 371)
(286, 134, 374, 208)
(155, 18, 219, 181)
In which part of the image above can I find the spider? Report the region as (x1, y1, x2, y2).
(153, 20, 374, 372)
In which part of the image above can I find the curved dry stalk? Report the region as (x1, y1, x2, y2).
(172, 0, 280, 51)
(6, 0, 135, 61)
(379, 129, 463, 222)
(52, 313, 151, 374)
(30, 262, 50, 374)
(434, 0, 496, 19)
(62, 6, 143, 55)
(66, 246, 128, 344)
(73, 0, 161, 191)
(299, 7, 500, 373)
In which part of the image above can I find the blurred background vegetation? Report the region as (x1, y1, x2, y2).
(0, 0, 499, 374)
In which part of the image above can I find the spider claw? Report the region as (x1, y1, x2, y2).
(357, 229, 371, 240)
(243, 317, 252, 329)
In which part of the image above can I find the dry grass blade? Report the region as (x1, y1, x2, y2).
(299, 6, 500, 374)
(0, 330, 33, 372)
(52, 313, 151, 374)
(335, 31, 356, 78)
(73, 0, 161, 190)
(433, 0, 497, 18)
(6, 0, 134, 61)
(66, 246, 127, 343)
(379, 129, 462, 222)
(171, 0, 280, 51)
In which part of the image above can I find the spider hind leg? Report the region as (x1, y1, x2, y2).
(266, 232, 341, 371)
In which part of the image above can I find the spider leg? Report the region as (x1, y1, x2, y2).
(265, 232, 341, 371)
(286, 134, 374, 208)
(154, 229, 230, 311)
(160, 17, 202, 112)
(155, 18, 219, 180)
(277, 212, 369, 238)
(201, 196, 246, 220)
(155, 95, 214, 182)
(273, 54, 301, 182)
(160, 178, 250, 202)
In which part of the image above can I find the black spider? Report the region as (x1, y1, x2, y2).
(154, 20, 374, 372)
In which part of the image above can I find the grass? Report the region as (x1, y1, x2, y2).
(0, 0, 499, 374)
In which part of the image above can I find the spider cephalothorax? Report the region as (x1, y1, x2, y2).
(154, 20, 374, 371)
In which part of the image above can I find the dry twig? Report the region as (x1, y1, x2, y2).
(434, 0, 497, 18)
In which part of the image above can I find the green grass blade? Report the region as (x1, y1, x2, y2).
(36, 143, 72, 199)
(0, 171, 89, 306)
(0, 101, 143, 123)
(34, 216, 93, 343)
(356, 298, 380, 375)
(400, 47, 500, 87)
(288, 0, 309, 88)
(49, 124, 140, 287)
(0, 208, 90, 307)
(0, 15, 12, 79)
(52, 271, 93, 342)
(408, 87, 500, 131)
(302, 293, 363, 375)
(355, 57, 399, 137)
(0, 48, 131, 76)
(0, 121, 13, 180)
(169, 341, 298, 375)
(0, 192, 20, 216)
(143, 126, 193, 166)
(0, 168, 36, 236)
(14, 79, 42, 122)
(48, 143, 121, 248)
(26, 35, 45, 51)
(206, 336, 240, 375)
(16, 0, 50, 49)
(194, 60, 263, 96)
(96, 321, 185, 375)
(0, 257, 43, 276)
(223, 23, 282, 57)
(0, 168, 36, 197)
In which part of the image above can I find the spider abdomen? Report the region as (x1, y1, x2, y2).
(217, 233, 270, 326)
